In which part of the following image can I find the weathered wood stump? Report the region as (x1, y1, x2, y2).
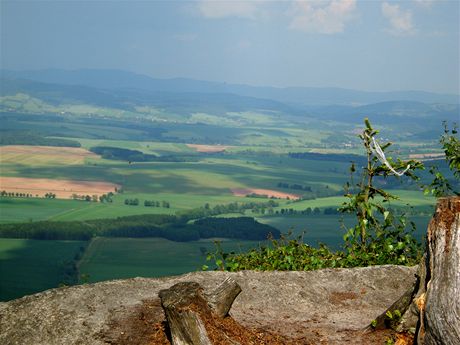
(159, 277, 241, 345)
(419, 197, 460, 345)
(372, 197, 460, 345)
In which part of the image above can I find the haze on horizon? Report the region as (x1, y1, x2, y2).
(1, 0, 459, 95)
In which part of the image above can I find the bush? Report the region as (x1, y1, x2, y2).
(205, 119, 424, 272)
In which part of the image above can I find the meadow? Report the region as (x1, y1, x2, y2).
(0, 110, 443, 301)
(258, 214, 431, 249)
(77, 213, 431, 284)
(78, 237, 261, 283)
(0, 239, 86, 301)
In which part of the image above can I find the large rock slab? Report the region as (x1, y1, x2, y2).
(0, 265, 417, 345)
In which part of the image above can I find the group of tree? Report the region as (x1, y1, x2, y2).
(288, 151, 366, 164)
(123, 198, 172, 208)
(0, 220, 95, 240)
(0, 214, 279, 242)
(178, 200, 280, 219)
(0, 191, 60, 199)
(58, 244, 88, 286)
(124, 198, 139, 206)
(99, 192, 114, 203)
(244, 193, 274, 199)
(275, 207, 322, 216)
(277, 182, 312, 192)
(144, 200, 171, 208)
(0, 130, 81, 147)
(1, 191, 35, 198)
(90, 146, 159, 162)
(71, 194, 97, 202)
(194, 217, 280, 240)
(89, 146, 192, 163)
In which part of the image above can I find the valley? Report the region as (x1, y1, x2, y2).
(0, 69, 455, 301)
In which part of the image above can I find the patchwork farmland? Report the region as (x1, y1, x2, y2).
(0, 98, 445, 302)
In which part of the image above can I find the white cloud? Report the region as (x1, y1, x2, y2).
(198, 0, 260, 19)
(382, 2, 416, 36)
(287, 0, 357, 34)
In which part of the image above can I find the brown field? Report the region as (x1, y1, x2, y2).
(186, 144, 232, 153)
(0, 145, 99, 165)
(0, 176, 120, 199)
(231, 188, 301, 200)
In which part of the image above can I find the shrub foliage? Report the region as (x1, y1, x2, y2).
(206, 119, 425, 271)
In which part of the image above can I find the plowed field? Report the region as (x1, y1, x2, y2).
(0, 177, 119, 199)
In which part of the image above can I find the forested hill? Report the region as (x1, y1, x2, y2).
(2, 69, 459, 105)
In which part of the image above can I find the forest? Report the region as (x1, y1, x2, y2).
(0, 214, 280, 242)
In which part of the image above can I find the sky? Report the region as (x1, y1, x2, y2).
(1, 0, 459, 94)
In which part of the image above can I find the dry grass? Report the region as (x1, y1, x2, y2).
(0, 176, 120, 199)
(0, 145, 99, 166)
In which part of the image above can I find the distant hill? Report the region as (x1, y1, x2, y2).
(0, 77, 296, 115)
(1, 69, 458, 138)
(301, 101, 459, 125)
(2, 69, 459, 106)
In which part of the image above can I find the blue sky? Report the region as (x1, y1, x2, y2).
(1, 0, 459, 94)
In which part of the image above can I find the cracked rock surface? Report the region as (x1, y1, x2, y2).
(0, 265, 416, 345)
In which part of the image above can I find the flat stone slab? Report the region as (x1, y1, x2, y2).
(0, 265, 417, 345)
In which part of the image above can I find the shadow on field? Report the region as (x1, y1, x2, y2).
(0, 239, 86, 301)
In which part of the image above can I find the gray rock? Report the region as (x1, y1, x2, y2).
(0, 265, 417, 345)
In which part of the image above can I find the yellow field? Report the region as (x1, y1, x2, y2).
(0, 176, 120, 199)
(0, 145, 99, 166)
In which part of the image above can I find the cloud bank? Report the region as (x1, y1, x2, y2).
(288, 0, 357, 34)
(382, 2, 416, 36)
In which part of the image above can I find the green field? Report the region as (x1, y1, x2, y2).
(270, 189, 436, 213)
(258, 214, 431, 249)
(77, 213, 431, 284)
(1, 143, 365, 223)
(0, 197, 177, 223)
(0, 239, 86, 301)
(78, 237, 262, 283)
(0, 107, 445, 302)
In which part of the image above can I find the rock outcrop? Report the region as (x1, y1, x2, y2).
(0, 265, 416, 345)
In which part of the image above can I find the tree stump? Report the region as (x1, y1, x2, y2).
(371, 197, 460, 345)
(159, 277, 241, 345)
(418, 197, 460, 345)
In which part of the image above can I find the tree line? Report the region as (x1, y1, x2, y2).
(0, 214, 279, 242)
(1, 191, 35, 198)
(194, 217, 279, 240)
(1, 191, 56, 199)
(177, 200, 279, 219)
(0, 130, 81, 147)
(288, 151, 365, 164)
(124, 198, 171, 208)
(144, 200, 171, 208)
(277, 182, 312, 192)
(89, 146, 195, 163)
